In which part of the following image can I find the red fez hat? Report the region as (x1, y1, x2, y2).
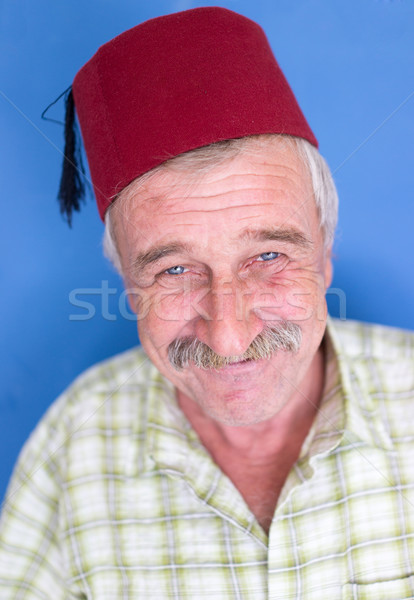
(69, 6, 317, 221)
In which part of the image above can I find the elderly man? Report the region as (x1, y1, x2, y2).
(1, 7, 414, 599)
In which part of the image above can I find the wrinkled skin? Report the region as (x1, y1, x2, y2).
(112, 138, 333, 431)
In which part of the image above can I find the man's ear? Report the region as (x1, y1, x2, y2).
(324, 246, 333, 290)
(121, 275, 139, 315)
(126, 291, 138, 315)
(124, 281, 141, 315)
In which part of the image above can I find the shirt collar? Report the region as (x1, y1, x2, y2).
(142, 360, 266, 544)
(304, 317, 393, 458)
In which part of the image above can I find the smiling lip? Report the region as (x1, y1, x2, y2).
(196, 357, 269, 377)
(222, 358, 255, 368)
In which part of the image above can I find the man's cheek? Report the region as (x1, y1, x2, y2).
(284, 291, 318, 322)
(271, 271, 328, 323)
(249, 283, 305, 321)
(251, 285, 326, 324)
(142, 288, 210, 323)
(283, 288, 328, 323)
(248, 290, 284, 321)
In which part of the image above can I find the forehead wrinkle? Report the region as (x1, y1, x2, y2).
(133, 145, 309, 203)
(143, 168, 304, 198)
(166, 198, 283, 216)
(136, 168, 308, 214)
(148, 170, 269, 192)
(216, 166, 307, 188)
(158, 178, 301, 202)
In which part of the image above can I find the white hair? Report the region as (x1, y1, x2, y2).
(103, 135, 338, 274)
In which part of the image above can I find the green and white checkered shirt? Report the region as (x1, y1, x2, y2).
(1, 318, 414, 599)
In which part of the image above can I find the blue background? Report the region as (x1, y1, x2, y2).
(1, 0, 413, 502)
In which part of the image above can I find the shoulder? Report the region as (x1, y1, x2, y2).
(329, 318, 414, 440)
(50, 344, 163, 419)
(3, 346, 170, 510)
(67, 344, 159, 396)
(328, 317, 414, 362)
(12, 346, 167, 474)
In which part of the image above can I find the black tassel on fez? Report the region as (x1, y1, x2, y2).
(57, 89, 86, 226)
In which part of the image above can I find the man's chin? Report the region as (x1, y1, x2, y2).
(194, 391, 285, 428)
(175, 357, 288, 424)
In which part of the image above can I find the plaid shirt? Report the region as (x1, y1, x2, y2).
(1, 318, 414, 599)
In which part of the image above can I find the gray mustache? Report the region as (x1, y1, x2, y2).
(168, 320, 302, 371)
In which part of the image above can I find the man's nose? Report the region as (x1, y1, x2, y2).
(193, 278, 263, 357)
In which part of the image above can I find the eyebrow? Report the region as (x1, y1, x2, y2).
(239, 227, 313, 248)
(131, 243, 192, 273)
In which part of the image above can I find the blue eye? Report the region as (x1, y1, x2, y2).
(259, 252, 280, 261)
(165, 265, 186, 275)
